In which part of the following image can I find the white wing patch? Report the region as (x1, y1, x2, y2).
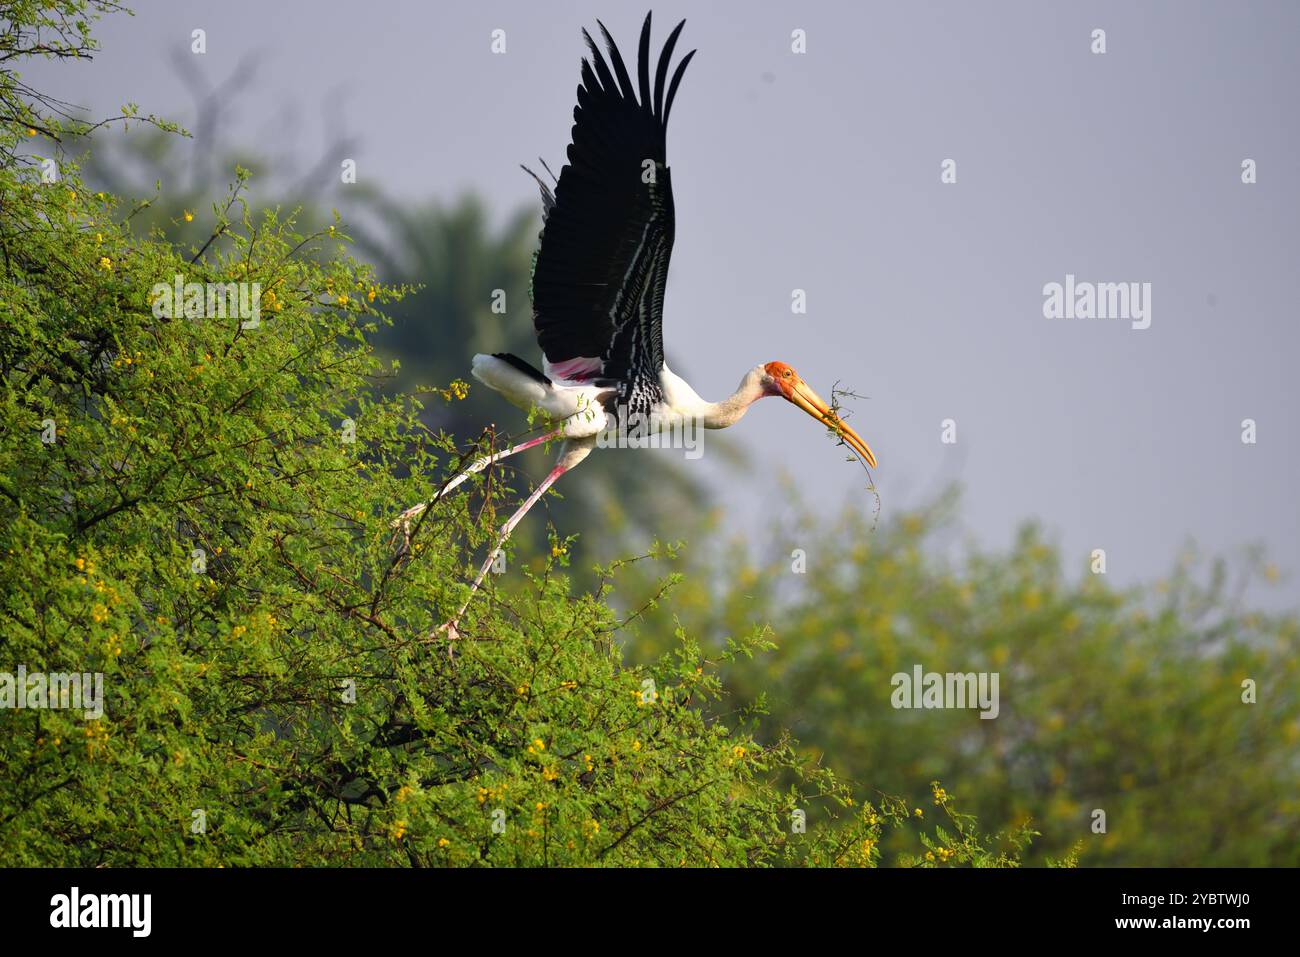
(472, 354, 608, 438)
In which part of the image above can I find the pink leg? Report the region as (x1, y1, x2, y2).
(392, 428, 562, 537)
(436, 460, 572, 641)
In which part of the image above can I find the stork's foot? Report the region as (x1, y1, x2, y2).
(431, 617, 462, 657)
(392, 502, 429, 530)
(390, 502, 431, 554)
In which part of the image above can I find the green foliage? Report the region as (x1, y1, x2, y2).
(622, 489, 1300, 866)
(1, 0, 181, 141)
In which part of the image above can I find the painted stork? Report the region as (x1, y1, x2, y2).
(402, 12, 877, 638)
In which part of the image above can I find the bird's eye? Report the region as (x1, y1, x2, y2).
(783, 369, 792, 378)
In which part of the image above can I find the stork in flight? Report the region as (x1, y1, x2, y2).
(402, 12, 877, 638)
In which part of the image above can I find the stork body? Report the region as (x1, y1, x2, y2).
(416, 13, 877, 639)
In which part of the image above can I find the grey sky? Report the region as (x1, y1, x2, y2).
(29, 0, 1300, 602)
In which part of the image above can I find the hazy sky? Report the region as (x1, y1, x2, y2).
(28, 1, 1300, 603)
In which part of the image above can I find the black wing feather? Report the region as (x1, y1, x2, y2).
(663, 49, 696, 128)
(530, 13, 695, 406)
(653, 19, 686, 121)
(596, 20, 635, 99)
(636, 17, 653, 111)
(583, 29, 617, 95)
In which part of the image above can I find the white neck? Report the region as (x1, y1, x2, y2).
(661, 365, 767, 430)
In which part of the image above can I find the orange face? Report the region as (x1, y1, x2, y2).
(763, 361, 800, 397)
(763, 361, 878, 469)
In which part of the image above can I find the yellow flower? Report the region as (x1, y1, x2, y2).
(84, 723, 109, 757)
(392, 821, 407, 840)
(97, 257, 113, 271)
(183, 210, 194, 222)
(74, 557, 86, 571)
(26, 127, 36, 137)
(632, 740, 641, 752)
(732, 745, 746, 760)
(336, 294, 349, 306)
(367, 286, 377, 302)
(542, 767, 558, 781)
(437, 379, 471, 403)
(532, 738, 545, 751)
(913, 808, 924, 819)
(551, 544, 566, 557)
(437, 837, 449, 848)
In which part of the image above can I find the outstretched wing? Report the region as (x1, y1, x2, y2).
(529, 12, 695, 405)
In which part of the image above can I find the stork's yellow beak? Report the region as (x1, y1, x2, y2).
(787, 380, 878, 469)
